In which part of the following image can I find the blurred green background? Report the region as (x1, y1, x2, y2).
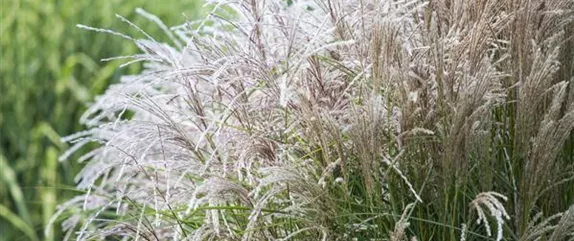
(0, 0, 202, 240)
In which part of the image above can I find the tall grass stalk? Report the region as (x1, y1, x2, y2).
(55, 0, 574, 240)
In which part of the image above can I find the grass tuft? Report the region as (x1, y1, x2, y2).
(55, 0, 574, 240)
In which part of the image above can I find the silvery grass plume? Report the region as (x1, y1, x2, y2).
(469, 192, 510, 241)
(50, 0, 574, 240)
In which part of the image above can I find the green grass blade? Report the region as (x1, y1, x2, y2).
(0, 154, 32, 227)
(0, 202, 39, 241)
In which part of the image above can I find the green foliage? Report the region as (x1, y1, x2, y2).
(0, 0, 202, 240)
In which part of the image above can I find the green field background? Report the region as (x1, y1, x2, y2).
(0, 1, 202, 240)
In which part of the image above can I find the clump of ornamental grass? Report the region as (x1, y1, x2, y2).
(50, 0, 574, 240)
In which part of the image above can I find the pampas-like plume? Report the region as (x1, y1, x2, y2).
(469, 192, 510, 241)
(520, 205, 574, 241)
